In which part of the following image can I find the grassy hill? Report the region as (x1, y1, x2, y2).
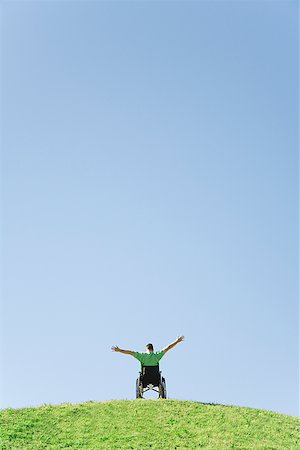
(0, 399, 299, 449)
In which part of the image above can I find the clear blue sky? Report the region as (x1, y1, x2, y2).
(1, 1, 298, 416)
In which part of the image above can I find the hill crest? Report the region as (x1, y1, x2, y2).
(1, 399, 299, 449)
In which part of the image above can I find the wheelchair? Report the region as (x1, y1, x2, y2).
(136, 365, 167, 399)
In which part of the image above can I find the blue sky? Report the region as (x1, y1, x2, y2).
(1, 1, 298, 416)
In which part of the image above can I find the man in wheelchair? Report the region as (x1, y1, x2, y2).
(111, 336, 184, 399)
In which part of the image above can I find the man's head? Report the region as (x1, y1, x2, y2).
(145, 343, 154, 353)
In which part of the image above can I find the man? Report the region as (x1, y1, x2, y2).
(111, 335, 185, 367)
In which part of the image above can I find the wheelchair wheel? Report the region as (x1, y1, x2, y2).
(136, 378, 143, 399)
(159, 377, 167, 399)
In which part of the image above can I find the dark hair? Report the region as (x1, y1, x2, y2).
(146, 343, 154, 352)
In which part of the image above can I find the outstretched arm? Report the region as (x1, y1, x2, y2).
(162, 335, 184, 353)
(111, 345, 135, 356)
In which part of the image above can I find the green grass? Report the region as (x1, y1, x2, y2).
(0, 399, 299, 449)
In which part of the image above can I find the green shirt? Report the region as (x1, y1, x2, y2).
(134, 350, 165, 367)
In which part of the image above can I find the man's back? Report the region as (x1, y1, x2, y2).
(133, 350, 164, 366)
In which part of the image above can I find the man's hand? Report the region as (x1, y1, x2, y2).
(176, 335, 185, 343)
(111, 345, 120, 352)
